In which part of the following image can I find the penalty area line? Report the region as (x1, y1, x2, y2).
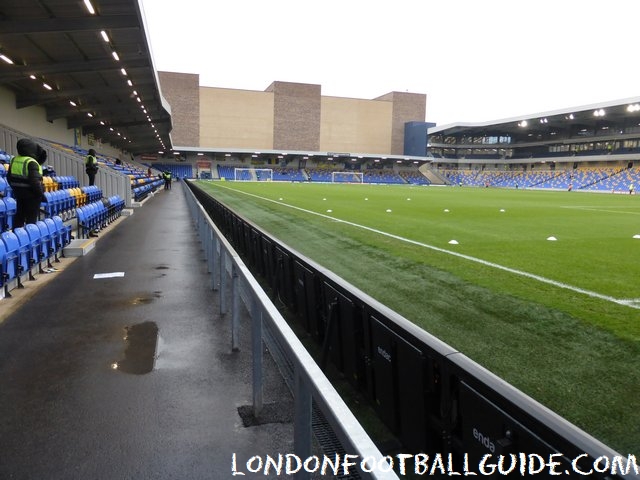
(216, 185, 639, 310)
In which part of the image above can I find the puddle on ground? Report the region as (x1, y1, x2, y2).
(111, 321, 159, 374)
(122, 291, 163, 306)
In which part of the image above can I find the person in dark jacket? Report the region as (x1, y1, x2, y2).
(7, 138, 46, 228)
(85, 148, 98, 186)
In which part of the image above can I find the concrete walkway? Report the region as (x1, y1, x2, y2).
(0, 181, 295, 479)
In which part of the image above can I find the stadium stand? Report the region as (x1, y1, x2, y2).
(438, 164, 640, 193)
(146, 163, 193, 180)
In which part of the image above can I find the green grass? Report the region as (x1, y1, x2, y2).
(195, 180, 640, 456)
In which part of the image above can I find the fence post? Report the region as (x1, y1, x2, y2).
(212, 235, 219, 292)
(251, 297, 263, 417)
(220, 249, 227, 314)
(231, 263, 240, 352)
(208, 229, 217, 291)
(294, 369, 312, 480)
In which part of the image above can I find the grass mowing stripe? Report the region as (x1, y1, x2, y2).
(216, 183, 639, 310)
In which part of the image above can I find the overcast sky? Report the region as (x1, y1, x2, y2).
(140, 0, 640, 127)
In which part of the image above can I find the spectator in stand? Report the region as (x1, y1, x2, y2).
(85, 148, 98, 186)
(7, 138, 47, 227)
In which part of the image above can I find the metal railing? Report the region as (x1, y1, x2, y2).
(183, 182, 399, 480)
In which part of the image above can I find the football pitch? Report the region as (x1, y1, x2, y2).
(195, 180, 640, 456)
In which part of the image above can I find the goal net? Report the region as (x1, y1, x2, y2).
(234, 167, 273, 182)
(331, 171, 364, 183)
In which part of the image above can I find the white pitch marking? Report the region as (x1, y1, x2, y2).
(560, 205, 640, 216)
(217, 185, 640, 310)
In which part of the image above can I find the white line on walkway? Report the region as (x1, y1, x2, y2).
(93, 272, 125, 279)
(218, 185, 639, 310)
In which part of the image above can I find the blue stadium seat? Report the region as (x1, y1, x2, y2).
(25, 223, 44, 272)
(36, 220, 54, 266)
(44, 217, 62, 262)
(96, 201, 108, 228)
(0, 229, 23, 291)
(53, 216, 72, 247)
(41, 191, 57, 218)
(0, 199, 7, 232)
(13, 227, 36, 281)
(76, 206, 90, 238)
(0, 239, 11, 297)
(3, 196, 16, 231)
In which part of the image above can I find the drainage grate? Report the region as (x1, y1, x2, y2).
(312, 404, 362, 480)
(263, 319, 362, 479)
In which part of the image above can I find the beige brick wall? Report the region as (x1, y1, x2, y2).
(199, 87, 274, 150)
(375, 92, 427, 155)
(320, 96, 392, 154)
(158, 72, 426, 156)
(158, 71, 200, 147)
(267, 81, 321, 151)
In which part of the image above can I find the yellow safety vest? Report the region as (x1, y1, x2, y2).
(9, 155, 42, 187)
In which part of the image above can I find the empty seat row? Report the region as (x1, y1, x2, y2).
(51, 176, 80, 189)
(0, 216, 72, 297)
(76, 196, 124, 239)
(41, 186, 103, 220)
(132, 183, 155, 201)
(83, 185, 102, 203)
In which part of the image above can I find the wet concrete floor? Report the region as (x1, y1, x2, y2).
(0, 182, 295, 479)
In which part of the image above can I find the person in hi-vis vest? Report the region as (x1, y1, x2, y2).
(85, 148, 98, 186)
(7, 138, 47, 228)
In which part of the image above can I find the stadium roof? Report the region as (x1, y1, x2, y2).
(0, 0, 172, 155)
(429, 96, 640, 142)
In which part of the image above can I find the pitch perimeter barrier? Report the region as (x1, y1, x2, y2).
(185, 181, 635, 479)
(183, 181, 399, 480)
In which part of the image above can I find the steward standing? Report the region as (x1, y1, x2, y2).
(85, 148, 98, 186)
(7, 138, 46, 228)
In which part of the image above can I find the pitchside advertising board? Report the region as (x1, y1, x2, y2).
(293, 260, 319, 337)
(322, 282, 362, 387)
(369, 316, 431, 454)
(456, 382, 577, 476)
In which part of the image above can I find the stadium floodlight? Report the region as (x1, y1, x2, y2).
(331, 171, 363, 184)
(234, 167, 273, 182)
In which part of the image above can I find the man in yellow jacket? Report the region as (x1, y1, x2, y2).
(85, 148, 98, 186)
(7, 138, 47, 228)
